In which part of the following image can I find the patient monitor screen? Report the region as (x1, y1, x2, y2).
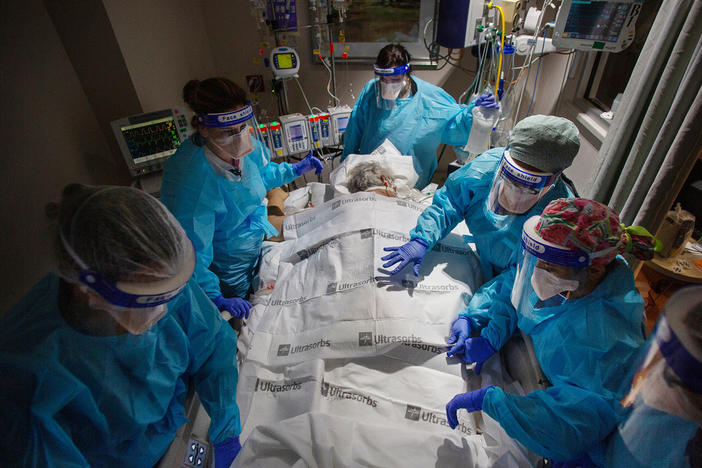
(563, 1, 631, 42)
(119, 117, 180, 164)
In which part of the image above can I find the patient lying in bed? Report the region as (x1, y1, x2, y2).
(267, 151, 431, 240)
(235, 158, 542, 466)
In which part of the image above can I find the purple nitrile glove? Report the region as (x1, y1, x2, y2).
(293, 150, 324, 176)
(212, 294, 252, 320)
(214, 436, 242, 468)
(463, 336, 497, 375)
(476, 92, 499, 108)
(381, 238, 429, 276)
(445, 385, 496, 429)
(446, 316, 472, 358)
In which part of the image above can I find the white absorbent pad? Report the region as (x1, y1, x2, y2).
(238, 192, 537, 466)
(282, 192, 470, 242)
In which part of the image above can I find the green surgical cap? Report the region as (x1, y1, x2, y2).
(508, 115, 580, 173)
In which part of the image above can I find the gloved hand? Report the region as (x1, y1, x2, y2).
(381, 238, 429, 276)
(463, 336, 497, 375)
(446, 316, 472, 358)
(475, 92, 499, 108)
(212, 294, 252, 320)
(293, 150, 324, 176)
(445, 385, 495, 429)
(214, 436, 242, 468)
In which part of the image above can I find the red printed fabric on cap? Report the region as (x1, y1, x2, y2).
(535, 198, 659, 265)
(535, 198, 625, 266)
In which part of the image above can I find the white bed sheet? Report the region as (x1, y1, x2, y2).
(235, 192, 537, 467)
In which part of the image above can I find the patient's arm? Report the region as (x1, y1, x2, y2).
(266, 188, 287, 242)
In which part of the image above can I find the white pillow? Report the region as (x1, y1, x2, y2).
(330, 139, 418, 196)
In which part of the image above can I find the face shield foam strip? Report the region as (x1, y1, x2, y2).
(657, 315, 702, 394)
(197, 103, 254, 128)
(373, 63, 410, 76)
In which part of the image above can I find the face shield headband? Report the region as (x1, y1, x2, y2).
(522, 215, 625, 267)
(197, 103, 254, 128)
(373, 63, 410, 76)
(657, 315, 702, 394)
(521, 216, 590, 268)
(500, 149, 557, 191)
(59, 230, 195, 309)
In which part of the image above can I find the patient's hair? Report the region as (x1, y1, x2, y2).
(347, 162, 395, 193)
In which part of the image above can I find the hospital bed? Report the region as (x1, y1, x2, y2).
(158, 152, 547, 467)
(232, 187, 545, 467)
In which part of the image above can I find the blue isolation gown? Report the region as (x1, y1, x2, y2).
(0, 274, 240, 467)
(410, 148, 571, 350)
(341, 76, 476, 189)
(161, 137, 297, 299)
(480, 258, 646, 462)
(605, 396, 700, 467)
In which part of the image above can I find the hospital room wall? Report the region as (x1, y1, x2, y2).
(101, 0, 219, 114)
(0, 0, 131, 313)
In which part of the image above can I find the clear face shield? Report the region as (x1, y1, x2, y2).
(487, 150, 558, 216)
(610, 288, 702, 464)
(510, 216, 592, 322)
(198, 103, 264, 172)
(621, 287, 702, 424)
(373, 63, 410, 110)
(60, 231, 196, 334)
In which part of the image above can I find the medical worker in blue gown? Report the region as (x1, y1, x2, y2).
(603, 285, 702, 468)
(0, 184, 242, 468)
(445, 198, 659, 464)
(341, 43, 496, 189)
(382, 115, 579, 366)
(161, 78, 323, 320)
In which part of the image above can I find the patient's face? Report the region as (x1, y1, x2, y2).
(347, 162, 399, 196)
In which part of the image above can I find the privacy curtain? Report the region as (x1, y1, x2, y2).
(589, 0, 702, 231)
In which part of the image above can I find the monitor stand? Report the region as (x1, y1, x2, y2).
(135, 172, 163, 199)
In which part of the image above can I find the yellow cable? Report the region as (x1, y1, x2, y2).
(487, 2, 505, 100)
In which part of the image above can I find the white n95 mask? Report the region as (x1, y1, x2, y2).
(530, 267, 579, 301)
(380, 81, 405, 101)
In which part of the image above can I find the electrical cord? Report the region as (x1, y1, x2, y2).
(294, 77, 315, 115)
(318, 56, 341, 106)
